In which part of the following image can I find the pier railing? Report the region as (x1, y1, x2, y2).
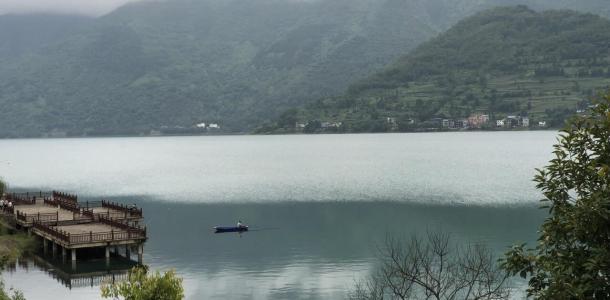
(6, 194, 36, 205)
(102, 200, 142, 218)
(6, 191, 52, 202)
(52, 191, 78, 203)
(16, 211, 59, 224)
(44, 197, 80, 214)
(32, 219, 146, 245)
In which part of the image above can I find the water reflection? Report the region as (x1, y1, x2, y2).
(3, 200, 545, 299)
(27, 255, 137, 289)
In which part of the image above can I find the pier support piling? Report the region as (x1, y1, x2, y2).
(62, 247, 67, 262)
(137, 244, 143, 264)
(71, 249, 76, 261)
(52, 242, 57, 258)
(43, 239, 48, 255)
(105, 246, 110, 259)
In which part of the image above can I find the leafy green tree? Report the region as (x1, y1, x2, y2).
(0, 178, 6, 197)
(501, 93, 610, 298)
(101, 266, 184, 300)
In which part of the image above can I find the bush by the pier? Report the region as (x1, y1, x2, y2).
(101, 266, 184, 300)
(501, 93, 610, 298)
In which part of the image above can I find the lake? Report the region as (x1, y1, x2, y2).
(0, 132, 556, 299)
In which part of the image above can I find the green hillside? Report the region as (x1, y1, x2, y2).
(0, 14, 92, 63)
(266, 6, 610, 133)
(2, 1, 610, 137)
(0, 0, 439, 137)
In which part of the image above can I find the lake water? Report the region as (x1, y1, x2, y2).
(0, 132, 556, 299)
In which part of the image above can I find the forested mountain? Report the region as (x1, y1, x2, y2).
(1, 0, 610, 137)
(0, 14, 92, 63)
(266, 6, 610, 133)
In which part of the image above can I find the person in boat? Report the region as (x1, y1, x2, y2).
(237, 220, 246, 229)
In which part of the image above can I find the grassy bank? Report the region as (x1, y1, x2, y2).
(0, 222, 37, 264)
(0, 220, 35, 300)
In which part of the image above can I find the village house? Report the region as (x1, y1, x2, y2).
(467, 114, 490, 129)
(386, 117, 398, 130)
(321, 121, 342, 129)
(521, 117, 530, 127)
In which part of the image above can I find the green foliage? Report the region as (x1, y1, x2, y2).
(0, 282, 25, 300)
(271, 6, 610, 133)
(0, 221, 30, 300)
(0, 179, 5, 197)
(101, 266, 184, 300)
(501, 92, 610, 298)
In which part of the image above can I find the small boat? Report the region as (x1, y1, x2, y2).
(214, 226, 248, 233)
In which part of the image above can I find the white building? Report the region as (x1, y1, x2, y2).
(521, 117, 529, 127)
(538, 121, 547, 127)
(496, 119, 505, 127)
(196, 122, 206, 128)
(208, 123, 220, 129)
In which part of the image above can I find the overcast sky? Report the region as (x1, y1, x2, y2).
(0, 0, 145, 16)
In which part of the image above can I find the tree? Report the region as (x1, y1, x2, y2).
(277, 108, 298, 129)
(101, 266, 184, 300)
(350, 231, 510, 300)
(501, 93, 610, 299)
(0, 178, 6, 197)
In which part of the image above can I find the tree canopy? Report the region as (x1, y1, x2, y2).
(501, 92, 610, 298)
(101, 266, 184, 300)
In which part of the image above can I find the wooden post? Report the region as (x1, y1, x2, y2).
(90, 231, 93, 242)
(111, 229, 114, 240)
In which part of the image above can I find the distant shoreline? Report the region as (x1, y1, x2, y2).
(0, 128, 559, 140)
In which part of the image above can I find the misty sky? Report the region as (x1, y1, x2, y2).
(0, 0, 144, 16)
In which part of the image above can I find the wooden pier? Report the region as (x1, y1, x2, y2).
(1, 191, 147, 264)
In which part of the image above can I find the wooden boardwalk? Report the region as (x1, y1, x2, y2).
(1, 191, 147, 264)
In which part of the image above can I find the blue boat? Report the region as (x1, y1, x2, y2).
(214, 226, 248, 233)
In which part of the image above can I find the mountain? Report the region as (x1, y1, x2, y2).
(266, 6, 610, 133)
(2, 1, 610, 137)
(0, 14, 92, 62)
